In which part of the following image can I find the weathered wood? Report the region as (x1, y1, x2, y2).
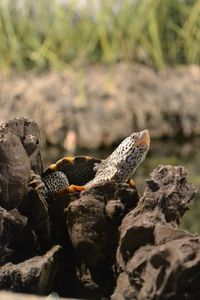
(0, 246, 63, 294)
(0, 291, 77, 300)
(67, 182, 139, 268)
(0, 118, 199, 299)
(0, 118, 43, 209)
(112, 165, 198, 300)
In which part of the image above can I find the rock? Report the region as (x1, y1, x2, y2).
(0, 245, 63, 295)
(0, 132, 30, 209)
(111, 272, 137, 300)
(113, 165, 198, 300)
(0, 207, 36, 266)
(66, 181, 139, 269)
(0, 291, 77, 300)
(0, 117, 200, 299)
(0, 65, 200, 150)
(68, 195, 108, 268)
(65, 181, 139, 297)
(18, 189, 51, 251)
(0, 118, 43, 209)
(0, 117, 139, 298)
(117, 165, 197, 267)
(0, 117, 43, 174)
(125, 237, 200, 300)
(0, 117, 51, 252)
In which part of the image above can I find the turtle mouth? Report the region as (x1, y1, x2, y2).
(135, 129, 150, 147)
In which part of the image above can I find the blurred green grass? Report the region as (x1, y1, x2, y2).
(0, 0, 200, 72)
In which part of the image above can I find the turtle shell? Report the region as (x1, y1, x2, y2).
(42, 156, 102, 186)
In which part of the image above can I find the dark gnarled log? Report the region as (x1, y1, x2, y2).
(0, 117, 199, 300)
(112, 165, 198, 300)
(0, 246, 62, 294)
(0, 117, 43, 209)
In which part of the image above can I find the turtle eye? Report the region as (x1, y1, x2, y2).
(131, 132, 140, 141)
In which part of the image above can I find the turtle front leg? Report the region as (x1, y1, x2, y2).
(25, 170, 51, 249)
(29, 170, 47, 198)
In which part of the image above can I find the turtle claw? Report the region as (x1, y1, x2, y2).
(29, 171, 46, 196)
(29, 171, 41, 184)
(35, 182, 46, 192)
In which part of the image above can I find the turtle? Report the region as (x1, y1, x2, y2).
(29, 129, 150, 199)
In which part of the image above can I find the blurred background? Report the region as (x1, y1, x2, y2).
(0, 0, 200, 231)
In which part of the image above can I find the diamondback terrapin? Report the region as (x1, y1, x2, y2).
(30, 129, 150, 199)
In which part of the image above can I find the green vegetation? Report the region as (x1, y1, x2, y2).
(0, 0, 200, 72)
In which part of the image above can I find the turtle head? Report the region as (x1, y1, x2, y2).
(112, 129, 150, 182)
(130, 129, 150, 148)
(86, 129, 150, 187)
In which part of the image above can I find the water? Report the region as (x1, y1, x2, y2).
(43, 138, 200, 233)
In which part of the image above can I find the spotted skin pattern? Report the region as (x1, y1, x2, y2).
(85, 129, 150, 187)
(42, 171, 69, 195)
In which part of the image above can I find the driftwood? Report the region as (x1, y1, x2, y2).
(0, 246, 62, 294)
(0, 117, 199, 300)
(112, 165, 198, 300)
